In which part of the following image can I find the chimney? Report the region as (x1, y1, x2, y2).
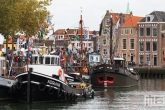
(130, 11, 133, 15)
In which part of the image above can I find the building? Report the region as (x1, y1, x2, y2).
(98, 10, 133, 61)
(118, 14, 143, 63)
(137, 11, 165, 66)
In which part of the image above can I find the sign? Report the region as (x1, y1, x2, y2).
(144, 95, 165, 106)
(47, 80, 60, 87)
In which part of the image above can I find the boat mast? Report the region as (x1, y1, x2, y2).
(110, 14, 113, 64)
(80, 7, 83, 54)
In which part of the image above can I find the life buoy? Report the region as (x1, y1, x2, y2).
(58, 69, 62, 76)
(48, 87, 55, 95)
(23, 66, 26, 72)
(38, 83, 46, 91)
(64, 78, 66, 83)
(16, 81, 22, 90)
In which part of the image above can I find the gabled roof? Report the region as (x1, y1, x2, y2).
(122, 16, 143, 28)
(139, 11, 165, 22)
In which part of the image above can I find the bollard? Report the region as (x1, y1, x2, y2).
(27, 68, 33, 103)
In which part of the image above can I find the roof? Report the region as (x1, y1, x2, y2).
(113, 57, 125, 61)
(139, 11, 165, 22)
(54, 28, 94, 35)
(122, 16, 143, 28)
(99, 10, 133, 35)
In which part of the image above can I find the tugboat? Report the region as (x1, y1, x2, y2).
(90, 13, 140, 88)
(10, 44, 94, 103)
(0, 57, 14, 101)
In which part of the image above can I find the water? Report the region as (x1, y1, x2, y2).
(0, 79, 165, 110)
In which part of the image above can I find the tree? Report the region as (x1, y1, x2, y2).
(0, 0, 52, 68)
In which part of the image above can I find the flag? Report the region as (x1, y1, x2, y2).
(92, 30, 97, 38)
(113, 19, 120, 36)
(16, 38, 20, 50)
(47, 16, 52, 25)
(84, 30, 89, 40)
(74, 29, 80, 41)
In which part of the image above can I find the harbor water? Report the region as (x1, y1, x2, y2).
(0, 79, 165, 110)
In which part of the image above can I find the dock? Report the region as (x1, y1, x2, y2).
(133, 66, 165, 78)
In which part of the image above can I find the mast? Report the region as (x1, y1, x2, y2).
(110, 14, 113, 64)
(80, 7, 83, 54)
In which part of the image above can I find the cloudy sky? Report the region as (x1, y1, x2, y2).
(48, 0, 165, 31)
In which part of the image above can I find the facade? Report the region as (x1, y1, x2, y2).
(54, 29, 98, 52)
(137, 11, 165, 66)
(118, 15, 143, 63)
(161, 30, 165, 65)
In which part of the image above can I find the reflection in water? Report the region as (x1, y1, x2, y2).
(0, 79, 165, 110)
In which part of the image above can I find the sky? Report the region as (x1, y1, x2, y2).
(47, 0, 165, 31)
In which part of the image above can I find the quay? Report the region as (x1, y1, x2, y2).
(133, 66, 165, 79)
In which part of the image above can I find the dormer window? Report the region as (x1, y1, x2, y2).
(147, 17, 150, 22)
(106, 19, 110, 26)
(146, 15, 154, 22)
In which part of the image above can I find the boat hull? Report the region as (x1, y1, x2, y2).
(0, 76, 14, 101)
(91, 64, 139, 88)
(10, 72, 93, 103)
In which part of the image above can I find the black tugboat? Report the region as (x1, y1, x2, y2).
(10, 49, 94, 103)
(90, 13, 140, 88)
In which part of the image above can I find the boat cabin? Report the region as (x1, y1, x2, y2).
(113, 57, 125, 71)
(89, 52, 101, 65)
(31, 54, 60, 65)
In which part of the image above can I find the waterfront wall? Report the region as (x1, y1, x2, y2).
(133, 67, 165, 78)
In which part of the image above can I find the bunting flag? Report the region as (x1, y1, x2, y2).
(16, 38, 20, 50)
(92, 30, 97, 38)
(84, 29, 89, 40)
(74, 29, 80, 41)
(113, 18, 120, 36)
(47, 16, 52, 25)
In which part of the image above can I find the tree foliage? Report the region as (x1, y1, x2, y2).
(0, 0, 52, 38)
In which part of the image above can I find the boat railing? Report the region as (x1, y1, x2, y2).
(119, 67, 139, 80)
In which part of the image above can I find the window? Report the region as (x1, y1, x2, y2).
(88, 43, 92, 46)
(130, 39, 134, 49)
(140, 55, 144, 64)
(153, 41, 157, 51)
(146, 41, 150, 51)
(140, 27, 144, 36)
(122, 39, 126, 49)
(152, 27, 157, 36)
(125, 29, 129, 34)
(147, 17, 150, 22)
(121, 29, 124, 35)
(106, 19, 110, 26)
(103, 29, 109, 34)
(146, 54, 150, 65)
(103, 49, 107, 55)
(58, 35, 64, 40)
(123, 53, 126, 60)
(139, 41, 144, 51)
(130, 29, 133, 34)
(103, 39, 106, 45)
(146, 27, 150, 36)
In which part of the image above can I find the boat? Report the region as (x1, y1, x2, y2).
(90, 14, 140, 88)
(0, 57, 14, 101)
(10, 42, 94, 103)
